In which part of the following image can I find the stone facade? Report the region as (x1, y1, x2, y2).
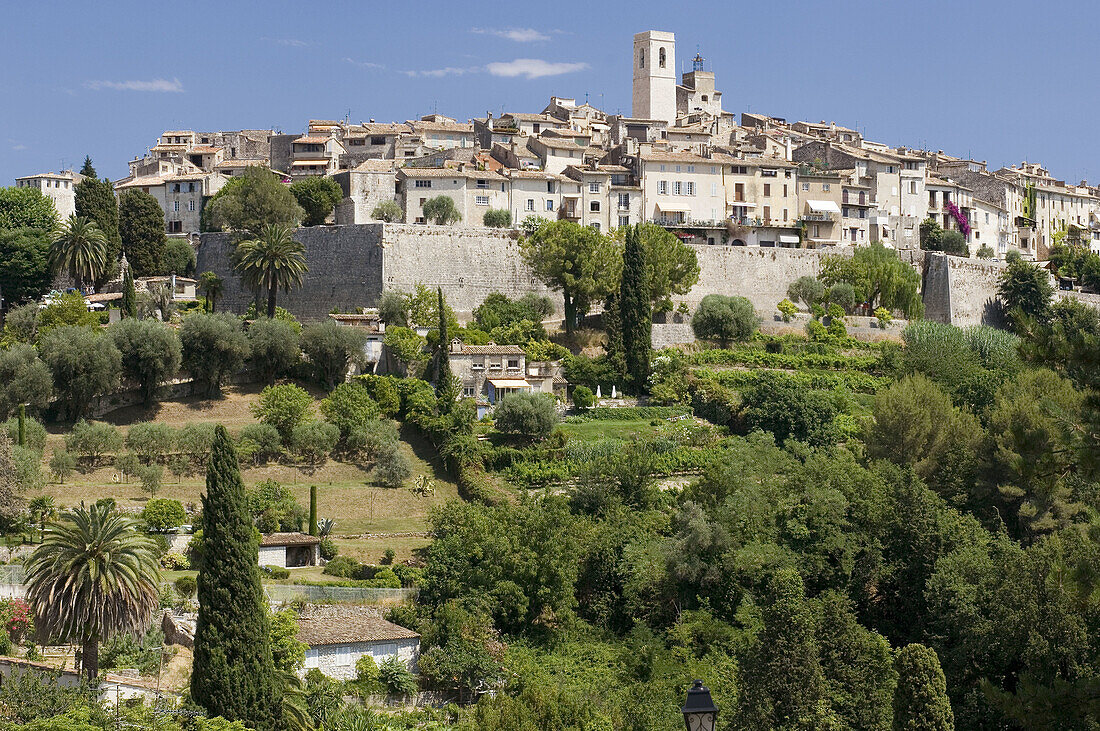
(303, 637, 420, 681)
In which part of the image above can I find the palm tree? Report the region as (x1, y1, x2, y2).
(198, 271, 224, 313)
(27, 496, 55, 543)
(25, 503, 160, 680)
(234, 223, 308, 319)
(50, 215, 109, 292)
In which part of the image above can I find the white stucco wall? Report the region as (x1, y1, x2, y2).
(303, 637, 420, 680)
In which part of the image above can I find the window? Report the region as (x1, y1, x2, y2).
(167, 220, 183, 233)
(589, 182, 600, 193)
(710, 166, 716, 174)
(371, 136, 385, 145)
(639, 49, 645, 68)
(507, 359, 519, 370)
(886, 166, 896, 174)
(547, 181, 555, 193)
(763, 184, 771, 197)
(813, 224, 820, 237)
(731, 166, 747, 175)
(618, 193, 630, 208)
(687, 165, 695, 173)
(659, 47, 666, 68)
(675, 165, 681, 173)
(909, 181, 917, 194)
(546, 200, 554, 211)
(476, 195, 489, 206)
(619, 215, 630, 227)
(843, 207, 850, 218)
(711, 183, 717, 196)
(673, 181, 682, 195)
(685, 182, 695, 196)
(590, 200, 600, 212)
(761, 169, 777, 177)
(657, 180, 668, 195)
(336, 645, 353, 667)
(763, 205, 771, 220)
(414, 180, 432, 188)
(532, 123, 540, 133)
(471, 362, 484, 371)
(476, 179, 488, 189)
(173, 201, 180, 212)
(526, 199, 535, 211)
(172, 183, 181, 193)
(659, 164, 666, 172)
(188, 182, 196, 192)
(188, 200, 196, 212)
(462, 386, 475, 398)
(801, 182, 810, 191)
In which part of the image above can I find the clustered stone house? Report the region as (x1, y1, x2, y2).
(446, 340, 566, 417)
(19, 31, 1100, 261)
(296, 607, 420, 680)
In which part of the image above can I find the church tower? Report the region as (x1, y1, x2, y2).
(632, 30, 676, 123)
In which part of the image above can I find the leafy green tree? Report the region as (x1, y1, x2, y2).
(49, 449, 76, 483)
(74, 176, 121, 281)
(818, 592, 897, 730)
(0, 186, 58, 230)
(378, 656, 418, 696)
(736, 568, 827, 729)
(787, 275, 826, 309)
(319, 382, 380, 440)
(49, 216, 108, 291)
(36, 292, 100, 333)
(141, 498, 186, 531)
(39, 326, 121, 420)
(483, 209, 511, 228)
(204, 166, 303, 235)
(372, 442, 412, 487)
(234, 223, 308, 319)
(247, 317, 301, 385)
(269, 607, 306, 674)
(422, 195, 461, 225)
(371, 200, 403, 222)
(998, 259, 1053, 328)
(435, 287, 453, 399)
(120, 265, 136, 318)
(941, 230, 969, 257)
(493, 392, 558, 441)
(820, 242, 923, 318)
(920, 218, 945, 251)
(289, 177, 342, 227)
(619, 225, 652, 393)
(828, 282, 856, 312)
(520, 220, 617, 333)
(109, 318, 182, 405)
(125, 422, 176, 464)
(179, 313, 250, 396)
(0, 344, 52, 418)
(742, 370, 839, 446)
(118, 189, 167, 276)
(691, 294, 759, 346)
(572, 385, 594, 410)
(251, 384, 313, 443)
(291, 421, 339, 467)
(199, 271, 224, 313)
(975, 244, 994, 259)
(162, 238, 196, 276)
(893, 644, 954, 731)
(301, 321, 366, 389)
(65, 420, 123, 466)
(25, 503, 160, 679)
(473, 292, 554, 333)
(2, 302, 39, 342)
(0, 228, 52, 307)
(609, 222, 699, 313)
(192, 426, 282, 729)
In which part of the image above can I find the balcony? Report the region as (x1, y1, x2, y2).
(655, 216, 726, 229)
(801, 212, 835, 222)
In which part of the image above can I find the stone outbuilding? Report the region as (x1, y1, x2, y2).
(298, 611, 420, 680)
(258, 533, 320, 569)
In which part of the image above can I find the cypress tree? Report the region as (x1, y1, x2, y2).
(620, 225, 651, 393)
(120, 265, 136, 319)
(192, 426, 282, 730)
(119, 189, 167, 276)
(75, 176, 121, 285)
(309, 485, 318, 536)
(436, 287, 452, 396)
(603, 290, 626, 386)
(893, 644, 954, 731)
(79, 156, 96, 179)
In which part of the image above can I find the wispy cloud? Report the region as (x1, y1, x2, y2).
(10, 144, 26, 151)
(471, 27, 550, 43)
(344, 57, 386, 71)
(263, 37, 308, 47)
(402, 66, 481, 78)
(84, 78, 184, 93)
(486, 59, 587, 79)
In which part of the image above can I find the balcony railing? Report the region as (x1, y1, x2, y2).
(801, 212, 836, 222)
(655, 217, 727, 229)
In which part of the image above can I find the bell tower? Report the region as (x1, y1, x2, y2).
(632, 30, 676, 123)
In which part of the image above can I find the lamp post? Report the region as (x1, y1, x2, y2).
(681, 679, 718, 731)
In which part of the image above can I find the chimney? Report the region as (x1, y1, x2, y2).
(487, 111, 494, 131)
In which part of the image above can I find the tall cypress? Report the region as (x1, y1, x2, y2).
(120, 265, 136, 319)
(893, 644, 955, 731)
(75, 176, 122, 285)
(620, 225, 651, 393)
(436, 287, 452, 395)
(192, 426, 282, 730)
(79, 156, 96, 179)
(603, 290, 626, 386)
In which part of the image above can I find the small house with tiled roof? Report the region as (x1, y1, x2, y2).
(298, 609, 420, 679)
(259, 532, 320, 569)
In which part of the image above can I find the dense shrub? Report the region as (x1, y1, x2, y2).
(237, 423, 283, 464)
(0, 344, 52, 419)
(180, 312, 250, 396)
(346, 418, 399, 459)
(692, 294, 759, 345)
(301, 321, 367, 388)
(251, 383, 313, 443)
(320, 382, 380, 439)
(494, 393, 559, 441)
(3, 416, 46, 453)
(39, 325, 121, 419)
(372, 443, 413, 488)
(572, 385, 594, 410)
(65, 420, 123, 466)
(177, 422, 216, 465)
(126, 422, 176, 464)
(247, 317, 301, 385)
(741, 371, 840, 447)
(292, 421, 340, 465)
(142, 498, 187, 531)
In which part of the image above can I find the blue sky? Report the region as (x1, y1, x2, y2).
(1, 0, 1097, 184)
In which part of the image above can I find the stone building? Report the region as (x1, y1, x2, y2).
(298, 609, 420, 680)
(333, 160, 399, 225)
(397, 167, 506, 225)
(258, 533, 320, 569)
(632, 30, 677, 124)
(447, 340, 528, 403)
(14, 171, 82, 218)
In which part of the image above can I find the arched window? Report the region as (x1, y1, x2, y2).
(639, 50, 645, 68)
(659, 47, 666, 68)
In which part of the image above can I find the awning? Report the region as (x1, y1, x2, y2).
(728, 201, 756, 208)
(561, 193, 581, 199)
(489, 379, 532, 388)
(291, 160, 329, 167)
(657, 203, 691, 213)
(807, 200, 841, 214)
(779, 234, 800, 244)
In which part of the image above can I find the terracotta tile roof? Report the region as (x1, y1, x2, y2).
(410, 121, 474, 133)
(260, 532, 320, 547)
(294, 136, 332, 144)
(533, 137, 586, 151)
(348, 123, 413, 136)
(452, 344, 525, 355)
(297, 615, 419, 646)
(189, 145, 221, 154)
(503, 112, 559, 122)
(639, 150, 739, 165)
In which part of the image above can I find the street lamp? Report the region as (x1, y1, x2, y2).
(681, 679, 718, 731)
